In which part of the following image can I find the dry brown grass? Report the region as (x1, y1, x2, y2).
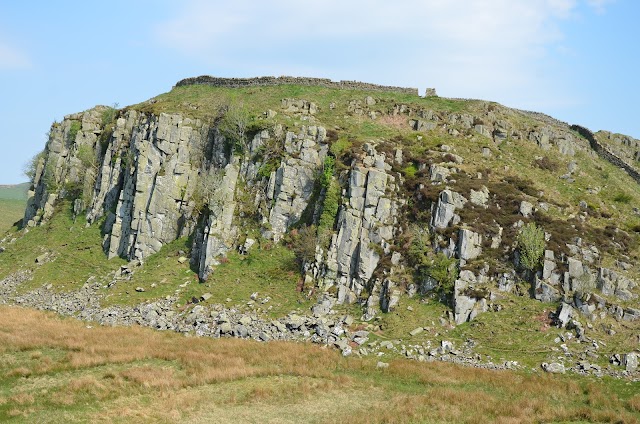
(377, 113, 410, 130)
(0, 305, 638, 423)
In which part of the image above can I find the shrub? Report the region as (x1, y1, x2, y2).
(290, 225, 317, 266)
(218, 103, 250, 154)
(192, 170, 225, 215)
(320, 156, 335, 189)
(68, 121, 81, 143)
(23, 151, 45, 182)
(402, 163, 418, 178)
(533, 156, 559, 172)
(329, 137, 352, 157)
(317, 178, 340, 246)
(101, 104, 119, 127)
(423, 252, 458, 296)
(614, 193, 632, 203)
(517, 222, 545, 271)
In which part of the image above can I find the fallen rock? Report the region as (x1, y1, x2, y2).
(409, 327, 424, 336)
(541, 362, 565, 374)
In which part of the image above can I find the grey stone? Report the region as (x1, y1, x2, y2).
(535, 280, 561, 303)
(409, 327, 424, 336)
(542, 362, 565, 374)
(431, 190, 467, 229)
(457, 229, 482, 261)
(623, 352, 639, 372)
(557, 303, 574, 328)
(469, 186, 489, 207)
(429, 164, 451, 182)
(519, 201, 533, 218)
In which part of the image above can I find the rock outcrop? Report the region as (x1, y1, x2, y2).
(18, 77, 640, 329)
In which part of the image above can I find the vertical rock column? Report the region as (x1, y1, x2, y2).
(323, 143, 399, 304)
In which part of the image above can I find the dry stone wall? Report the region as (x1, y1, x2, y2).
(571, 124, 640, 184)
(175, 75, 419, 96)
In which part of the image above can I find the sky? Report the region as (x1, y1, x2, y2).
(0, 0, 638, 184)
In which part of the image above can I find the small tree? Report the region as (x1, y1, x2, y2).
(192, 169, 225, 215)
(218, 103, 250, 154)
(517, 222, 546, 271)
(290, 225, 318, 266)
(23, 151, 45, 182)
(426, 253, 459, 296)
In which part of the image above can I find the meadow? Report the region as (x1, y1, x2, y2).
(0, 305, 638, 423)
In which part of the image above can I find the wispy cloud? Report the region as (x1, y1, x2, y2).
(0, 39, 30, 70)
(587, 0, 614, 14)
(154, 0, 610, 110)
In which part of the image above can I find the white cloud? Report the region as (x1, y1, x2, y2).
(0, 40, 30, 70)
(587, 0, 614, 13)
(154, 0, 607, 110)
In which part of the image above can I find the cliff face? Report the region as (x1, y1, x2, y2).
(22, 77, 640, 325)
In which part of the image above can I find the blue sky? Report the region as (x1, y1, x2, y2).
(0, 0, 637, 183)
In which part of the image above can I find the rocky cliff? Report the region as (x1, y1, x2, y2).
(20, 76, 640, 330)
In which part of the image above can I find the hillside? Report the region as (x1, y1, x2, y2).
(1, 75, 640, 395)
(0, 183, 29, 233)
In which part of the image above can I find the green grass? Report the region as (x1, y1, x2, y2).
(103, 239, 311, 317)
(0, 201, 126, 291)
(0, 200, 25, 235)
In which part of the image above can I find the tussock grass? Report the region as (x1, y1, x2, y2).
(0, 306, 638, 423)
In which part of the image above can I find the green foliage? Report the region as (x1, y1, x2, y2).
(329, 137, 351, 157)
(407, 224, 431, 267)
(289, 225, 317, 266)
(76, 145, 97, 170)
(318, 178, 340, 246)
(407, 225, 458, 296)
(257, 160, 279, 179)
(42, 160, 59, 192)
(425, 253, 459, 295)
(101, 104, 119, 127)
(320, 156, 335, 189)
(614, 192, 632, 203)
(68, 121, 81, 143)
(516, 222, 546, 271)
(23, 151, 45, 182)
(402, 163, 418, 178)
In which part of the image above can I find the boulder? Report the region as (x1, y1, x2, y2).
(457, 229, 482, 261)
(623, 352, 639, 372)
(556, 303, 574, 328)
(519, 201, 533, 218)
(469, 186, 489, 207)
(431, 190, 467, 229)
(541, 362, 565, 374)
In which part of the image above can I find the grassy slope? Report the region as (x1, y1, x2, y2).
(1, 305, 638, 424)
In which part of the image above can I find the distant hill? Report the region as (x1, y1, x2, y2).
(0, 182, 29, 200)
(0, 182, 28, 233)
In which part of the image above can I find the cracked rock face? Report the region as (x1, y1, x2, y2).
(319, 144, 400, 303)
(20, 89, 640, 330)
